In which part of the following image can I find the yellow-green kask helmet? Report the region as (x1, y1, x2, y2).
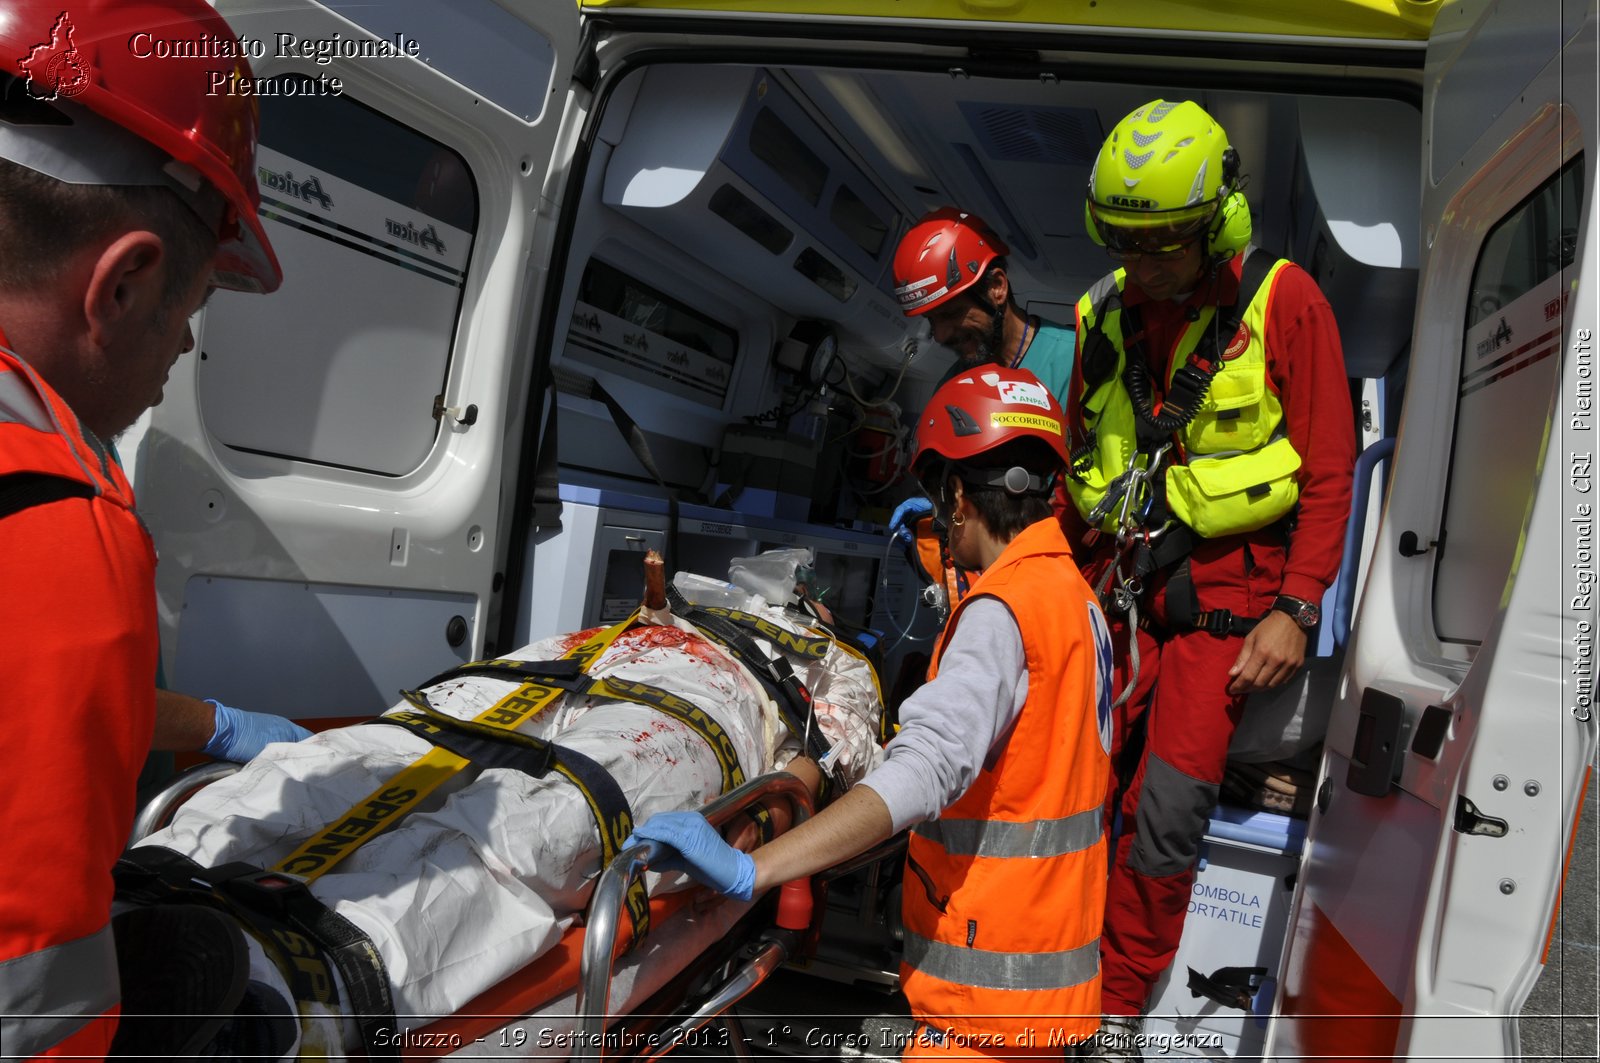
(1085, 99, 1250, 259)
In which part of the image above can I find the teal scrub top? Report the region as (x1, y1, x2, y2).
(1016, 319, 1075, 405)
(939, 317, 1076, 406)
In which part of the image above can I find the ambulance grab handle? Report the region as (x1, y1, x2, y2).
(577, 771, 815, 1059)
(1334, 437, 1395, 647)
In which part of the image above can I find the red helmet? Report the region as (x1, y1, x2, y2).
(892, 208, 1008, 316)
(912, 367, 1070, 490)
(0, 0, 281, 292)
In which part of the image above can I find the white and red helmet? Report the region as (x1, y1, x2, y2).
(913, 366, 1069, 493)
(892, 207, 1008, 316)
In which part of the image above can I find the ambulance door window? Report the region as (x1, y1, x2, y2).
(1433, 156, 1584, 643)
(198, 78, 478, 476)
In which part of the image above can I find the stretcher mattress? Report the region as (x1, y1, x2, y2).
(134, 601, 884, 1058)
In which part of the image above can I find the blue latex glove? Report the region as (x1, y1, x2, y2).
(203, 700, 313, 762)
(889, 496, 934, 545)
(624, 811, 755, 902)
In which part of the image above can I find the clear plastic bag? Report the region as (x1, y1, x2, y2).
(727, 546, 814, 606)
(671, 571, 765, 612)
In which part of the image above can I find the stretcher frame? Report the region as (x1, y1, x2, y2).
(130, 764, 826, 1062)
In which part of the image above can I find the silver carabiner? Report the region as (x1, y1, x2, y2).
(1115, 457, 1156, 532)
(1088, 475, 1129, 524)
(1142, 519, 1176, 544)
(1146, 442, 1174, 475)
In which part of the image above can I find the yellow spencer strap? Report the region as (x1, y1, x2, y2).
(275, 611, 639, 883)
(705, 605, 886, 731)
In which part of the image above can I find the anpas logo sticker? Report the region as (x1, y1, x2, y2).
(996, 380, 1051, 409)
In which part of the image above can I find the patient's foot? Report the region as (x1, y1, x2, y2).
(208, 980, 298, 1062)
(108, 904, 249, 1057)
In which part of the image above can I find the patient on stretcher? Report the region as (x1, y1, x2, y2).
(120, 562, 884, 1059)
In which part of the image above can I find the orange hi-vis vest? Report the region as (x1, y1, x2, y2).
(0, 341, 158, 1057)
(900, 518, 1113, 1047)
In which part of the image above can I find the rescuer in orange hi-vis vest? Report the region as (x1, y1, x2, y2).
(0, 2, 293, 1056)
(632, 366, 1116, 1058)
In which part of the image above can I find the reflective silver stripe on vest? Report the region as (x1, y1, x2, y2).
(914, 809, 1101, 859)
(77, 418, 116, 483)
(0, 923, 118, 1057)
(903, 929, 1100, 992)
(1083, 270, 1120, 310)
(0, 350, 105, 496)
(0, 369, 54, 432)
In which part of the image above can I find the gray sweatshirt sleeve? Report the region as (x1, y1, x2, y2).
(858, 596, 1028, 832)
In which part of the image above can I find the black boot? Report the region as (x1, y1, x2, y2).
(207, 980, 298, 1062)
(108, 904, 249, 1057)
(1075, 1014, 1145, 1061)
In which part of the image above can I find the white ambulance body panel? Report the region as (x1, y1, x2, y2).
(137, 0, 581, 717)
(129, 0, 1594, 1055)
(1271, 3, 1598, 1058)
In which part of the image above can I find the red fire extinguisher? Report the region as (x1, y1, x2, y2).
(855, 409, 903, 485)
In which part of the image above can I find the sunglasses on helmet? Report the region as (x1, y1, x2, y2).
(1100, 218, 1211, 263)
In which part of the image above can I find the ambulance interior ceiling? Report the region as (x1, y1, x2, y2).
(554, 59, 1421, 496)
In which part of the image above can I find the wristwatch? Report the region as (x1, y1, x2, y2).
(1271, 595, 1321, 631)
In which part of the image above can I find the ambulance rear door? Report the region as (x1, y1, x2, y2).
(1269, 0, 1598, 1057)
(130, 0, 584, 722)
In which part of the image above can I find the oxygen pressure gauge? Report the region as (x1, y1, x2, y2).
(806, 329, 839, 388)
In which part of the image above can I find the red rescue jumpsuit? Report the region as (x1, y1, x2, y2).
(1068, 258, 1355, 1015)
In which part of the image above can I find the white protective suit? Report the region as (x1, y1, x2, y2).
(136, 599, 883, 1056)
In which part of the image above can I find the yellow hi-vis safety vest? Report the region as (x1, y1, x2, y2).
(1067, 254, 1303, 538)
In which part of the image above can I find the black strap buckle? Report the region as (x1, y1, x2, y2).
(207, 863, 311, 917)
(373, 708, 561, 778)
(1192, 608, 1261, 637)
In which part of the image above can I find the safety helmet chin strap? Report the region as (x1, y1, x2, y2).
(983, 302, 1007, 364)
(916, 461, 957, 549)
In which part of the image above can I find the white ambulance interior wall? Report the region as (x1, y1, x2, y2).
(540, 66, 905, 498)
(1289, 97, 1421, 665)
(532, 62, 1426, 667)
(526, 61, 944, 669)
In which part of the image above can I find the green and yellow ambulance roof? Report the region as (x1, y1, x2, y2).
(581, 0, 1442, 42)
